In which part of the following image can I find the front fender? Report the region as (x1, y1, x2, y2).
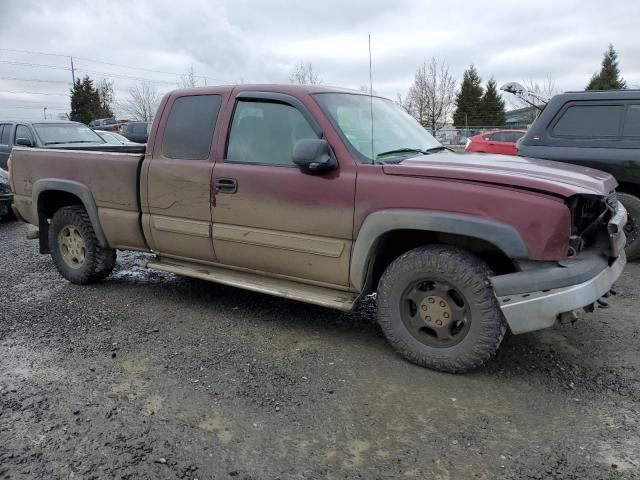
(350, 209, 529, 291)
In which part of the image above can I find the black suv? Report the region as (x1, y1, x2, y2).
(518, 90, 640, 259)
(121, 121, 152, 143)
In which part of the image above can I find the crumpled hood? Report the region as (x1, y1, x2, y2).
(383, 152, 617, 197)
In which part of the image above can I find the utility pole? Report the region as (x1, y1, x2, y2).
(70, 56, 76, 84)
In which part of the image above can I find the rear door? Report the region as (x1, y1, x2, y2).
(487, 132, 513, 155)
(142, 92, 226, 262)
(210, 91, 357, 287)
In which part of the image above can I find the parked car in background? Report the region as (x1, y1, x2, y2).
(121, 121, 152, 143)
(0, 167, 12, 220)
(89, 118, 119, 131)
(8, 84, 627, 373)
(518, 90, 640, 260)
(452, 129, 480, 146)
(96, 130, 137, 145)
(465, 130, 527, 155)
(0, 121, 145, 170)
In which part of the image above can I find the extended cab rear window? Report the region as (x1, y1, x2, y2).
(553, 104, 623, 137)
(162, 95, 221, 160)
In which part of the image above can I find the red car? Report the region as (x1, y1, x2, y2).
(465, 129, 527, 155)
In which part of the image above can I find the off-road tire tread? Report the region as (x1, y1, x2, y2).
(618, 192, 640, 262)
(49, 206, 116, 284)
(377, 245, 507, 373)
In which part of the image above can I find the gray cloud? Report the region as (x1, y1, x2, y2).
(1, 0, 638, 120)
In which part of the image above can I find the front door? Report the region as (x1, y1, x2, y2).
(211, 93, 357, 288)
(142, 93, 224, 262)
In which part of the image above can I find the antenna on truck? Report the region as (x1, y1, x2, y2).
(368, 34, 374, 162)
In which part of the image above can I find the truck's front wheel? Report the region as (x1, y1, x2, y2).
(49, 206, 116, 284)
(377, 245, 507, 373)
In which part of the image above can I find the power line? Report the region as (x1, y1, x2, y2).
(0, 47, 233, 84)
(0, 60, 70, 71)
(73, 67, 179, 85)
(0, 76, 71, 85)
(0, 105, 68, 110)
(0, 90, 69, 96)
(0, 47, 69, 58)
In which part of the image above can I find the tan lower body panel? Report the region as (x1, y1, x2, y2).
(212, 224, 351, 287)
(98, 208, 147, 250)
(144, 214, 215, 262)
(146, 257, 357, 311)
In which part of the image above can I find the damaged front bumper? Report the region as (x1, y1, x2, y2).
(491, 201, 627, 334)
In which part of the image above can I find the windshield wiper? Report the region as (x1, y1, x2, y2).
(423, 146, 450, 153)
(376, 148, 426, 159)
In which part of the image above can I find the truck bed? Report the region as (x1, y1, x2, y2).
(11, 147, 147, 250)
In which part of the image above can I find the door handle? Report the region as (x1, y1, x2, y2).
(213, 177, 238, 194)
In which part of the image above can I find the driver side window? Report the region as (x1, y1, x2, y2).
(226, 100, 317, 166)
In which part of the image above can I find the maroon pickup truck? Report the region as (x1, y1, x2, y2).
(8, 85, 627, 372)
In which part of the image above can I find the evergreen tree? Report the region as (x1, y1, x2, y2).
(453, 65, 483, 127)
(69, 76, 109, 124)
(480, 78, 506, 126)
(586, 44, 626, 90)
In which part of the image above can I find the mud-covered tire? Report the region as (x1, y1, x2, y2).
(376, 245, 507, 373)
(49, 206, 116, 284)
(618, 192, 640, 262)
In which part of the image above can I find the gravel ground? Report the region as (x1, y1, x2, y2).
(1, 219, 639, 479)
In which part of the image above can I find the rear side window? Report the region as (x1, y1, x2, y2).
(0, 124, 10, 145)
(489, 132, 508, 142)
(553, 104, 623, 137)
(623, 105, 640, 136)
(133, 123, 146, 134)
(162, 95, 221, 160)
(511, 131, 526, 142)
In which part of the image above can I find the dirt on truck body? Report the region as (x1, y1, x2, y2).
(8, 84, 628, 372)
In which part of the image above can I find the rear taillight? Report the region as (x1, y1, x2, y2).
(465, 138, 471, 150)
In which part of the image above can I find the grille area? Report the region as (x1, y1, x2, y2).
(567, 194, 611, 255)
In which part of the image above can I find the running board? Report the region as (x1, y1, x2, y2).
(146, 258, 356, 311)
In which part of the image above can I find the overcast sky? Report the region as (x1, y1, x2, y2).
(1, 0, 639, 120)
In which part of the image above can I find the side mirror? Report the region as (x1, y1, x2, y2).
(16, 137, 33, 147)
(292, 138, 336, 172)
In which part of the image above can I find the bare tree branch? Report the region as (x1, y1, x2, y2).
(289, 61, 322, 85)
(178, 63, 198, 88)
(405, 58, 456, 135)
(119, 81, 161, 121)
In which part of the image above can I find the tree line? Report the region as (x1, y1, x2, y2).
(70, 44, 627, 128)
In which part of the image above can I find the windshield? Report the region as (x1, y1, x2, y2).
(34, 123, 105, 145)
(98, 131, 130, 145)
(314, 93, 442, 163)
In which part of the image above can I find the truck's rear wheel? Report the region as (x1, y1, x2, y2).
(618, 192, 640, 261)
(376, 245, 507, 373)
(49, 206, 116, 284)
